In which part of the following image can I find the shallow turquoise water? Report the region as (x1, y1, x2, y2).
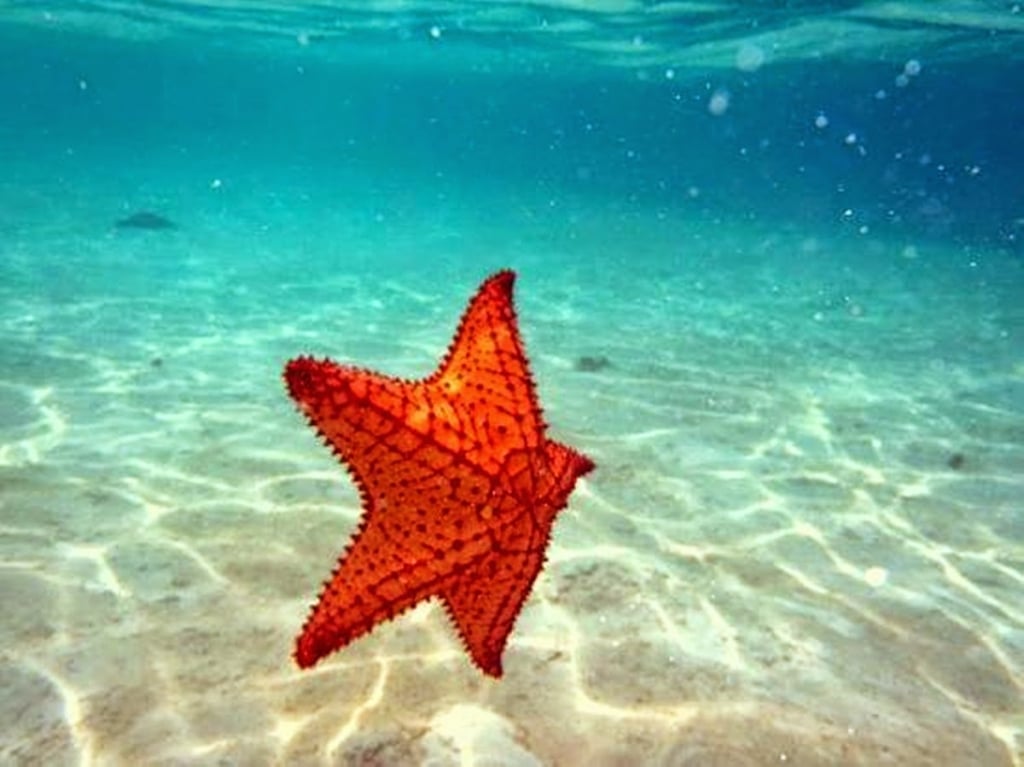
(1, 3, 1022, 766)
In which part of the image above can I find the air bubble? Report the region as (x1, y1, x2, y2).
(736, 44, 765, 72)
(708, 89, 730, 116)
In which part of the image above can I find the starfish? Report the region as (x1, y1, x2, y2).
(284, 269, 594, 677)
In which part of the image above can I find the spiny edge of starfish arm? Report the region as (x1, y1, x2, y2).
(430, 269, 516, 378)
(438, 536, 557, 680)
(427, 268, 549, 432)
(439, 596, 506, 679)
(565, 443, 597, 478)
(287, 474, 449, 670)
(293, 562, 441, 670)
(292, 535, 366, 669)
(283, 358, 380, 668)
(282, 356, 375, 505)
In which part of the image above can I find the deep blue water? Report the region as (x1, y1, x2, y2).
(2, 11, 1022, 252)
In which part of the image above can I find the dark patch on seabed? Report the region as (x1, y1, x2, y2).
(115, 211, 177, 230)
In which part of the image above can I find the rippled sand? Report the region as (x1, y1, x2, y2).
(1, 187, 1022, 766)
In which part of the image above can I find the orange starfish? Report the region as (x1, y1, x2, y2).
(284, 269, 594, 677)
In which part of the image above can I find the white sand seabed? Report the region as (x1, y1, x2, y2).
(0, 183, 1022, 765)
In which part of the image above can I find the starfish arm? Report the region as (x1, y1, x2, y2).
(439, 439, 594, 676)
(285, 356, 447, 498)
(437, 433, 595, 679)
(441, 532, 549, 678)
(430, 269, 545, 452)
(294, 527, 444, 668)
(295, 508, 498, 668)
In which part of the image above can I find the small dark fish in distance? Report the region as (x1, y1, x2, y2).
(115, 211, 178, 230)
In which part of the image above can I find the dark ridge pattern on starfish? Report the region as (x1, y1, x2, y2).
(284, 269, 594, 677)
